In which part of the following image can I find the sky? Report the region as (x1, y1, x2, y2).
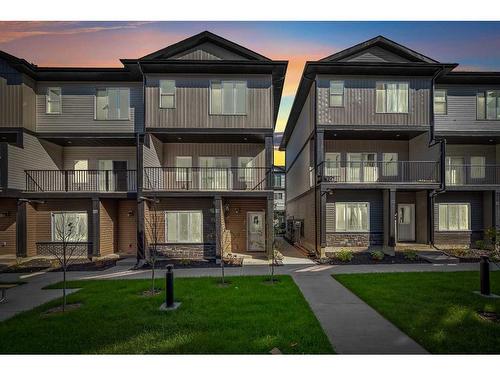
(2, 21, 500, 138)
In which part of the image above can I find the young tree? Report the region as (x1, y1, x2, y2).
(144, 195, 161, 294)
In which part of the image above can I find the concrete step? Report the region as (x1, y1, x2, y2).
(417, 251, 460, 264)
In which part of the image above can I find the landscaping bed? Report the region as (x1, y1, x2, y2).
(324, 251, 429, 265)
(441, 248, 500, 263)
(1, 258, 119, 273)
(141, 256, 243, 270)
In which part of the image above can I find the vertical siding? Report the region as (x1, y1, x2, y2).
(317, 75, 431, 126)
(172, 43, 247, 60)
(338, 47, 411, 63)
(145, 74, 272, 129)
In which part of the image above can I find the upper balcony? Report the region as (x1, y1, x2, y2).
(445, 164, 500, 187)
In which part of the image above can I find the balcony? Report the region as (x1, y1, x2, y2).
(144, 167, 271, 191)
(446, 164, 500, 186)
(320, 161, 440, 185)
(25, 170, 137, 192)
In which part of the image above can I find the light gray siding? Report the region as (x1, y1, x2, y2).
(62, 147, 137, 170)
(145, 74, 272, 129)
(317, 75, 431, 126)
(435, 84, 500, 133)
(143, 134, 164, 167)
(339, 46, 411, 63)
(36, 82, 143, 133)
(172, 42, 248, 61)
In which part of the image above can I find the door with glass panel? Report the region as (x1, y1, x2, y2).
(347, 153, 377, 182)
(247, 211, 265, 252)
(397, 204, 415, 242)
(445, 157, 465, 185)
(199, 157, 232, 190)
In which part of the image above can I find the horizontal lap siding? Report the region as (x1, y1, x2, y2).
(0, 199, 17, 256)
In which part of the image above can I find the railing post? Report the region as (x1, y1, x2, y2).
(64, 170, 69, 192)
(105, 170, 110, 192)
(186, 168, 189, 190)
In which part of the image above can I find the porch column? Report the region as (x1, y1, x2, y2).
(136, 199, 145, 260)
(315, 129, 324, 182)
(429, 192, 435, 245)
(91, 198, 100, 257)
(494, 190, 500, 230)
(265, 135, 273, 190)
(388, 189, 396, 248)
(16, 199, 27, 257)
(319, 189, 327, 248)
(214, 196, 222, 259)
(266, 195, 274, 257)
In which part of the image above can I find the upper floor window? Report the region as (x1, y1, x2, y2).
(95, 88, 130, 120)
(273, 173, 285, 188)
(46, 87, 62, 114)
(434, 89, 447, 115)
(160, 80, 176, 109)
(477, 91, 500, 120)
(329, 80, 344, 107)
(210, 80, 247, 115)
(376, 82, 409, 113)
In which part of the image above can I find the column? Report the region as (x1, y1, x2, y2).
(214, 196, 222, 259)
(265, 135, 273, 190)
(16, 200, 27, 257)
(266, 195, 274, 257)
(91, 198, 100, 257)
(388, 189, 396, 248)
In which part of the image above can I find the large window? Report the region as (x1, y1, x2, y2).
(470, 156, 486, 179)
(51, 212, 88, 242)
(434, 89, 447, 115)
(477, 91, 500, 120)
(46, 87, 62, 114)
(210, 80, 247, 115)
(376, 82, 409, 113)
(335, 202, 369, 232)
(95, 88, 130, 120)
(329, 80, 344, 107)
(165, 211, 202, 243)
(159, 80, 176, 109)
(438, 203, 470, 231)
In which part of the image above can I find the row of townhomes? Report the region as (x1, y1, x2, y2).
(281, 36, 500, 257)
(0, 31, 287, 261)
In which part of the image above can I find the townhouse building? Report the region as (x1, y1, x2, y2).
(273, 165, 286, 235)
(281, 36, 500, 257)
(0, 31, 287, 261)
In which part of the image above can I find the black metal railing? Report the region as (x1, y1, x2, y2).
(445, 164, 500, 186)
(320, 160, 440, 184)
(144, 167, 272, 191)
(25, 170, 137, 192)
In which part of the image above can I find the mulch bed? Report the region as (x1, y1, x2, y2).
(441, 248, 499, 263)
(1, 258, 118, 273)
(325, 251, 430, 265)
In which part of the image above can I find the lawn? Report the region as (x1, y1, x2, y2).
(334, 271, 500, 354)
(0, 276, 333, 354)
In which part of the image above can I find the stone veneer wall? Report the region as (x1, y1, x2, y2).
(326, 232, 383, 247)
(434, 231, 483, 248)
(154, 244, 216, 260)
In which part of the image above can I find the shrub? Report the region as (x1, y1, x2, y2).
(403, 250, 418, 261)
(334, 249, 354, 262)
(370, 250, 384, 261)
(179, 258, 191, 266)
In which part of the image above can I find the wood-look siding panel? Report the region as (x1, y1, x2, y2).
(36, 82, 143, 133)
(317, 75, 431, 126)
(0, 198, 17, 256)
(435, 84, 500, 132)
(145, 74, 272, 129)
(118, 200, 137, 255)
(62, 147, 137, 170)
(99, 199, 118, 256)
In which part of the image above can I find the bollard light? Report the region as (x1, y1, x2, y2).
(166, 264, 174, 308)
(480, 255, 491, 296)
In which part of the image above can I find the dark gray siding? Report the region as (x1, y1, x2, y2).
(317, 75, 431, 126)
(36, 82, 143, 133)
(435, 84, 500, 133)
(446, 144, 496, 164)
(145, 74, 272, 129)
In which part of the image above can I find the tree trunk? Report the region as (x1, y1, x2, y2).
(62, 266, 67, 312)
(151, 262, 155, 294)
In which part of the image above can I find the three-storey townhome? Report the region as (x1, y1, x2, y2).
(0, 31, 287, 262)
(281, 36, 463, 257)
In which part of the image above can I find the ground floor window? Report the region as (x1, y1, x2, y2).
(335, 202, 369, 232)
(51, 211, 88, 242)
(438, 203, 470, 231)
(165, 211, 202, 243)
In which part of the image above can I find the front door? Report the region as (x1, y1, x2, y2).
(247, 211, 265, 252)
(397, 204, 415, 242)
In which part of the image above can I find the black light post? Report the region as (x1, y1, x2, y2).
(480, 255, 491, 296)
(166, 264, 174, 308)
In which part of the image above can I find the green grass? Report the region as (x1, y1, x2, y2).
(334, 271, 500, 354)
(0, 276, 333, 354)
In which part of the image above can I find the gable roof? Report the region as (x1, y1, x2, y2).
(320, 35, 439, 64)
(140, 31, 271, 61)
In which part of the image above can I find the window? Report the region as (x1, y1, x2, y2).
(470, 156, 486, 179)
(335, 202, 369, 232)
(477, 91, 500, 120)
(238, 157, 254, 183)
(382, 153, 398, 177)
(329, 80, 344, 107)
(438, 203, 469, 231)
(73, 160, 88, 184)
(325, 152, 341, 177)
(51, 212, 88, 242)
(165, 211, 202, 243)
(95, 88, 130, 120)
(46, 87, 62, 114)
(434, 89, 447, 115)
(273, 174, 285, 188)
(175, 156, 192, 182)
(376, 82, 409, 113)
(210, 80, 247, 115)
(160, 80, 175, 109)
(274, 192, 284, 200)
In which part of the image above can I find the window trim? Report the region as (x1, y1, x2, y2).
(50, 211, 88, 242)
(476, 90, 500, 121)
(434, 89, 447, 115)
(329, 80, 345, 107)
(437, 203, 471, 232)
(209, 80, 248, 116)
(46, 87, 62, 115)
(335, 202, 370, 233)
(375, 81, 410, 114)
(165, 210, 203, 244)
(159, 79, 176, 109)
(94, 87, 131, 121)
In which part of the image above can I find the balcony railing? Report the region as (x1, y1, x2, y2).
(320, 160, 440, 184)
(446, 164, 500, 186)
(144, 167, 271, 191)
(25, 170, 137, 192)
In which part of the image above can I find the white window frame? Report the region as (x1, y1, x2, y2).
(434, 89, 447, 115)
(438, 203, 470, 231)
(382, 153, 398, 177)
(165, 211, 203, 243)
(477, 91, 500, 120)
(46, 87, 62, 114)
(175, 156, 192, 182)
(209, 80, 247, 115)
(51, 211, 88, 242)
(470, 156, 486, 179)
(159, 80, 176, 109)
(329, 80, 344, 107)
(95, 88, 130, 121)
(335, 202, 370, 233)
(376, 81, 409, 114)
